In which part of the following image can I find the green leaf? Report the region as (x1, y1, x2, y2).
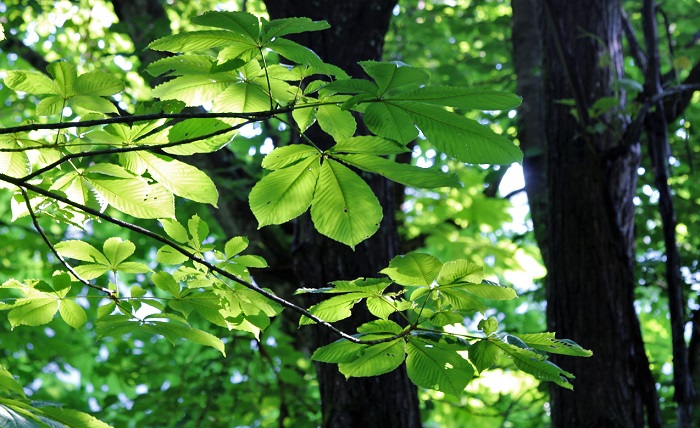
(261, 17, 330, 43)
(152, 272, 181, 298)
(323, 79, 379, 96)
(310, 159, 382, 248)
(130, 285, 146, 298)
(74, 264, 110, 280)
(55, 240, 108, 264)
(143, 321, 226, 356)
(468, 339, 502, 372)
(71, 95, 119, 114)
(363, 102, 419, 145)
(366, 295, 399, 320)
(8, 298, 59, 328)
(461, 282, 518, 300)
(59, 299, 87, 329)
(356, 319, 403, 335)
(148, 30, 254, 52)
(359, 61, 429, 94)
(493, 337, 575, 389)
(312, 339, 367, 363)
(146, 55, 214, 76)
(48, 61, 77, 98)
(392, 86, 522, 110)
(191, 11, 260, 42)
(261, 145, 319, 170)
(116, 262, 151, 274)
(406, 336, 474, 395)
(213, 82, 270, 113)
(188, 214, 209, 245)
(338, 340, 405, 378)
(292, 105, 317, 132)
(330, 136, 409, 155)
(429, 311, 464, 326)
(393, 101, 523, 164)
(160, 219, 189, 243)
(224, 236, 249, 259)
(299, 293, 364, 326)
(516, 333, 593, 357)
(156, 246, 189, 265)
(152, 74, 235, 106)
(97, 302, 116, 319)
(233, 255, 268, 268)
(381, 253, 442, 287)
(164, 118, 232, 155)
(249, 155, 321, 227)
(0, 366, 25, 397)
(4, 71, 58, 94)
(438, 288, 487, 313)
(0, 143, 29, 183)
(267, 38, 325, 68)
(316, 104, 357, 141)
(35, 95, 65, 116)
(39, 407, 114, 428)
(478, 316, 499, 335)
(102, 237, 135, 267)
(334, 153, 460, 188)
(74, 71, 124, 96)
(436, 260, 484, 285)
(96, 315, 139, 337)
(85, 164, 175, 219)
(136, 152, 219, 206)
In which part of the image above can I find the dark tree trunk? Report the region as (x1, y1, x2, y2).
(263, 1, 421, 427)
(513, 1, 662, 426)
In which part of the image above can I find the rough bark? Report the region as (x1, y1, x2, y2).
(513, 1, 663, 426)
(262, 1, 421, 427)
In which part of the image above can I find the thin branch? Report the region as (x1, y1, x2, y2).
(642, 1, 694, 426)
(0, 102, 339, 136)
(21, 119, 248, 181)
(19, 187, 116, 297)
(3, 172, 408, 345)
(620, 6, 647, 70)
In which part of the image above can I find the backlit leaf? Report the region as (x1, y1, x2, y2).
(59, 299, 87, 329)
(310, 159, 382, 248)
(249, 155, 321, 226)
(8, 298, 58, 328)
(338, 340, 405, 378)
(381, 253, 442, 287)
(334, 153, 459, 188)
(406, 336, 474, 395)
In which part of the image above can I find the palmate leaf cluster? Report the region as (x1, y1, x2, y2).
(303, 253, 591, 395)
(0, 10, 589, 427)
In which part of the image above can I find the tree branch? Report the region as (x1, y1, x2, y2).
(620, 6, 647, 70)
(19, 186, 116, 298)
(642, 1, 694, 426)
(2, 171, 414, 346)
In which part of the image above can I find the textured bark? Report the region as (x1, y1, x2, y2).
(513, 1, 662, 426)
(263, 1, 421, 427)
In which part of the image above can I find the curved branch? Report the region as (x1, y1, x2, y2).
(19, 187, 116, 297)
(1, 171, 409, 346)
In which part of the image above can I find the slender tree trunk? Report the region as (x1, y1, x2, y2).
(263, 1, 421, 427)
(513, 1, 662, 426)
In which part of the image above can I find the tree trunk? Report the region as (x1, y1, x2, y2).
(513, 1, 662, 426)
(263, 1, 421, 427)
